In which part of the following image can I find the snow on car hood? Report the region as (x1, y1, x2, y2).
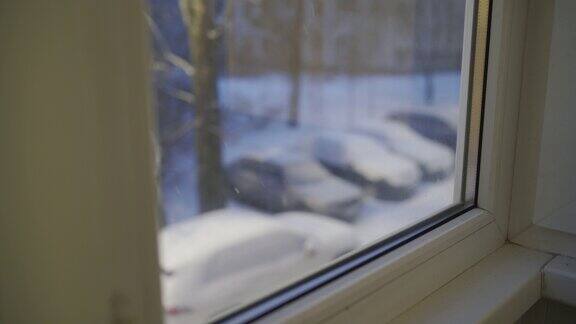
(294, 176, 362, 210)
(314, 132, 421, 186)
(359, 120, 454, 175)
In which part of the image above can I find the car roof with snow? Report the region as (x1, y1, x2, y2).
(232, 148, 331, 180)
(313, 132, 421, 185)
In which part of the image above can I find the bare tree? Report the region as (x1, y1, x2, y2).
(181, 0, 226, 212)
(288, 0, 304, 127)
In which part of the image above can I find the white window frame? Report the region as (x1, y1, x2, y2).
(0, 0, 541, 323)
(215, 1, 494, 321)
(247, 0, 530, 321)
(507, 0, 576, 259)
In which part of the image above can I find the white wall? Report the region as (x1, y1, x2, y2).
(510, 0, 576, 236)
(533, 0, 576, 227)
(0, 1, 162, 323)
(509, 0, 555, 236)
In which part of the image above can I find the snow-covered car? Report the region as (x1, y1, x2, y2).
(313, 132, 422, 201)
(226, 151, 363, 221)
(360, 121, 454, 181)
(388, 111, 457, 150)
(160, 209, 357, 324)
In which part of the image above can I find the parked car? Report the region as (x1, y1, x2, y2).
(313, 132, 422, 201)
(359, 121, 454, 181)
(160, 209, 358, 324)
(388, 111, 457, 150)
(226, 151, 363, 221)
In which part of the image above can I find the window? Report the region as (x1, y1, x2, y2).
(147, 0, 488, 322)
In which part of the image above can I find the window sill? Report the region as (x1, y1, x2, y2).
(538, 202, 576, 236)
(261, 208, 504, 323)
(512, 224, 576, 259)
(389, 244, 552, 323)
(543, 255, 576, 307)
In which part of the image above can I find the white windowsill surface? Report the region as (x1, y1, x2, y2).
(388, 244, 552, 324)
(261, 209, 504, 323)
(513, 225, 576, 260)
(543, 255, 576, 307)
(538, 202, 576, 236)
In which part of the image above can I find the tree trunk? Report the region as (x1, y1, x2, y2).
(415, 0, 436, 105)
(288, 0, 304, 127)
(182, 0, 226, 212)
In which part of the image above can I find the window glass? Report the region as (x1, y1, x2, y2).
(148, 0, 469, 322)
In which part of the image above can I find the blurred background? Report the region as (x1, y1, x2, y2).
(147, 0, 466, 225)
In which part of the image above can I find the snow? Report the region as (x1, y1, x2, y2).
(161, 72, 461, 224)
(160, 175, 456, 322)
(294, 177, 361, 212)
(354, 176, 456, 245)
(277, 212, 358, 258)
(282, 159, 331, 183)
(226, 147, 363, 220)
(160, 209, 285, 271)
(313, 132, 422, 187)
(160, 209, 359, 324)
(359, 120, 455, 179)
(159, 71, 463, 323)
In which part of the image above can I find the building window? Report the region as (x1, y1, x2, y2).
(147, 0, 487, 322)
